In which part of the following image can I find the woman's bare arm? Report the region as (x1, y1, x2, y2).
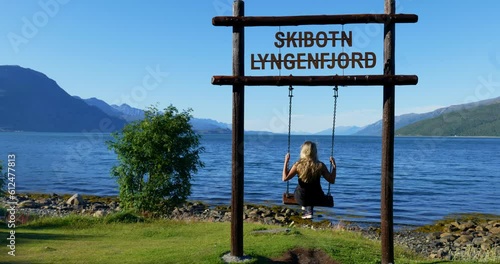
(282, 153, 297, 181)
(322, 157, 336, 184)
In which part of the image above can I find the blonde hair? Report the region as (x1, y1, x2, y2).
(295, 141, 323, 183)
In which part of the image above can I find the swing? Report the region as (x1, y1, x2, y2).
(282, 84, 339, 208)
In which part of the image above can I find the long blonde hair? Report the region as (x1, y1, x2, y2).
(295, 141, 323, 183)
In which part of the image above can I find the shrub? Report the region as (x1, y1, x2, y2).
(107, 105, 204, 215)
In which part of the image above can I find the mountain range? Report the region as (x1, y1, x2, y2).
(73, 96, 231, 134)
(354, 97, 500, 136)
(395, 101, 500, 136)
(0, 65, 230, 133)
(1, 65, 498, 136)
(0, 66, 126, 132)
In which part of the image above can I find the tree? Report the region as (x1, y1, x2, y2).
(107, 105, 204, 214)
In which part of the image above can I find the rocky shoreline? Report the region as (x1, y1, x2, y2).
(1, 193, 499, 262)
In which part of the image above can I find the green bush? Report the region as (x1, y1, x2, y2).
(107, 105, 204, 215)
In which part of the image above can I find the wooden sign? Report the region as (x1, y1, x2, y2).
(251, 30, 377, 70)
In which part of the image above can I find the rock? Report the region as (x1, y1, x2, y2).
(36, 198, 50, 205)
(248, 209, 259, 217)
(458, 221, 476, 231)
(439, 233, 456, 242)
(91, 202, 106, 211)
(108, 201, 118, 209)
(480, 241, 493, 250)
(488, 220, 500, 227)
(260, 209, 272, 217)
(444, 224, 459, 232)
(426, 232, 440, 241)
(18, 200, 39, 208)
(66, 194, 85, 206)
(274, 215, 286, 222)
(455, 234, 473, 244)
(439, 232, 454, 238)
(489, 226, 500, 235)
(472, 237, 483, 246)
(436, 248, 448, 258)
(475, 225, 488, 232)
(92, 210, 105, 217)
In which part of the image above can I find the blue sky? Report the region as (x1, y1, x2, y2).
(1, 0, 500, 133)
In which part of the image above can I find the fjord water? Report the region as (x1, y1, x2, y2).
(2, 132, 499, 226)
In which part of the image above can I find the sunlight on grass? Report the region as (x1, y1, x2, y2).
(1, 214, 490, 264)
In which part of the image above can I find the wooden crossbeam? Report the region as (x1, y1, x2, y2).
(213, 14, 418, 27)
(212, 75, 418, 86)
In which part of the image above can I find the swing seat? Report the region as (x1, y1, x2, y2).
(282, 193, 297, 205)
(282, 193, 334, 207)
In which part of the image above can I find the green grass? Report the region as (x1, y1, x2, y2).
(0, 213, 494, 264)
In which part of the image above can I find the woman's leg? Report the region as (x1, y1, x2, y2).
(302, 206, 313, 219)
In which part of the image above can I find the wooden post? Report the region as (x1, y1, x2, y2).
(381, 0, 395, 263)
(231, 0, 245, 257)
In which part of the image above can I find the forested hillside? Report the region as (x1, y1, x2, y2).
(396, 102, 500, 137)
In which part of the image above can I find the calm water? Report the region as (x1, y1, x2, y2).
(1, 132, 499, 226)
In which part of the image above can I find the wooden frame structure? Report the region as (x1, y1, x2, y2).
(212, 1, 418, 263)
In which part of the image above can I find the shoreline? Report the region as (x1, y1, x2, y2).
(1, 193, 499, 261)
(7, 191, 494, 229)
(2, 192, 498, 228)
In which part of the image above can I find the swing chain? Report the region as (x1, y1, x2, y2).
(331, 85, 339, 157)
(328, 85, 339, 195)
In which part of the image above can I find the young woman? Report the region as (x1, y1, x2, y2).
(282, 141, 336, 219)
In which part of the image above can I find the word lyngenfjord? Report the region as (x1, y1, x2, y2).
(251, 30, 377, 70)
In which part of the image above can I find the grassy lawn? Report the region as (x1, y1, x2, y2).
(0, 213, 492, 264)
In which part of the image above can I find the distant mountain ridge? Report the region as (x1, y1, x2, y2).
(73, 96, 145, 122)
(396, 102, 500, 137)
(76, 97, 231, 134)
(354, 97, 500, 136)
(315, 126, 362, 135)
(0, 66, 126, 132)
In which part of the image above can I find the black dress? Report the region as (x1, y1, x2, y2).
(294, 174, 326, 206)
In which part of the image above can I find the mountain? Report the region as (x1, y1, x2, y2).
(395, 102, 500, 136)
(354, 97, 500, 136)
(74, 97, 145, 122)
(111, 104, 144, 122)
(315, 126, 362, 135)
(77, 97, 231, 134)
(73, 96, 124, 118)
(0, 66, 126, 132)
(189, 118, 231, 134)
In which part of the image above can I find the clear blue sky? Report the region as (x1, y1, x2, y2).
(2, 0, 499, 133)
